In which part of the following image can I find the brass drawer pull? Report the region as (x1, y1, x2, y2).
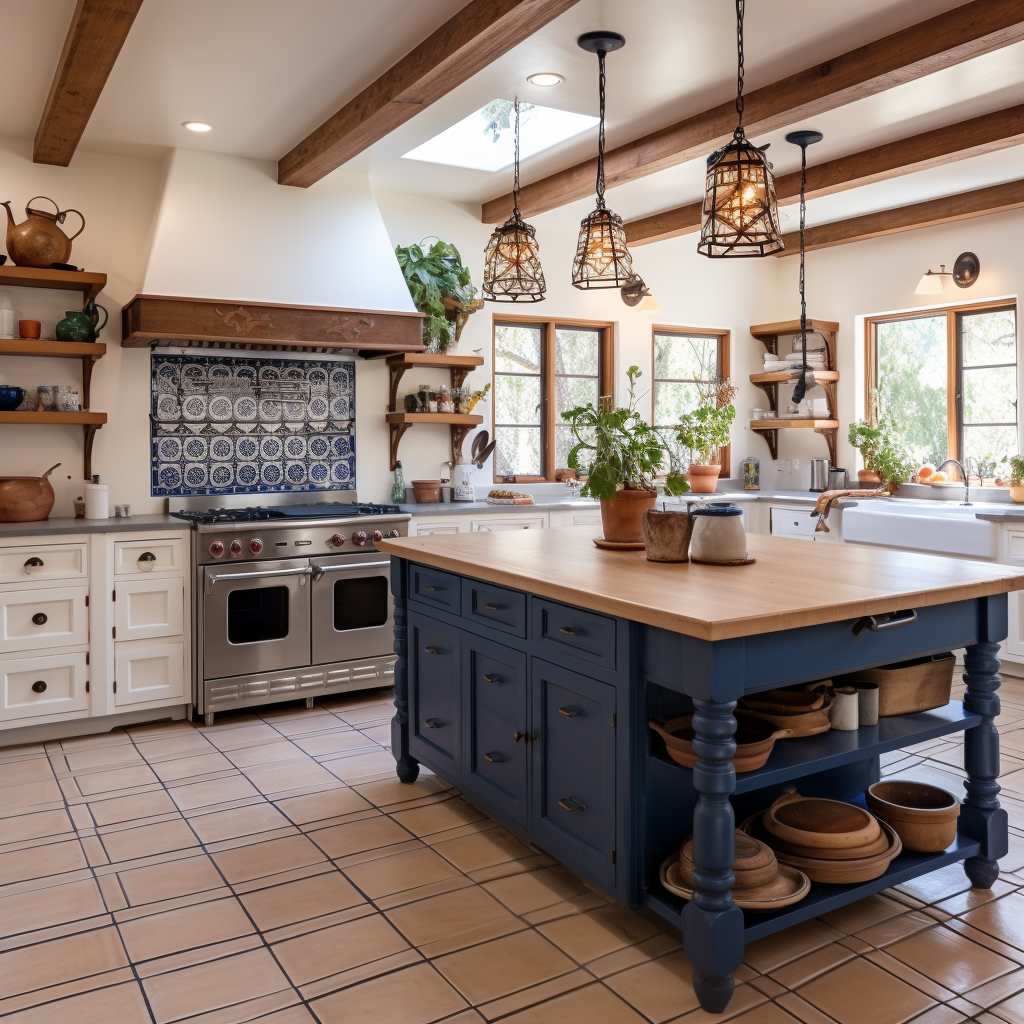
(557, 706, 579, 718)
(558, 797, 585, 813)
(483, 751, 505, 763)
(424, 584, 443, 592)
(425, 718, 444, 729)
(424, 646, 442, 655)
(483, 673, 501, 685)
(558, 626, 585, 637)
(32, 612, 48, 626)
(483, 602, 506, 612)
(31, 680, 47, 693)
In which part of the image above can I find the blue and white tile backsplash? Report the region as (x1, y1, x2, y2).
(151, 354, 356, 496)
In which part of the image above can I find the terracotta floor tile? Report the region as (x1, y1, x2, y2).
(897, 862, 974, 905)
(322, 748, 397, 782)
(0, 838, 86, 885)
(59, 732, 134, 751)
(118, 896, 255, 962)
(497, 980, 647, 1024)
(151, 752, 235, 783)
(168, 775, 261, 811)
(294, 730, 375, 756)
(993, 989, 1024, 1024)
(244, 1009, 318, 1024)
(276, 788, 372, 825)
(600, 949, 710, 1022)
(0, 808, 72, 844)
(344, 845, 462, 899)
(964, 893, 1024, 952)
(433, 826, 533, 873)
(64, 745, 144, 772)
(117, 852, 225, 906)
(141, 946, 293, 1023)
(817, 894, 907, 935)
(886, 923, 1018, 990)
(307, 813, 412, 858)
(797, 957, 935, 1024)
(0, 778, 63, 812)
(360, 723, 392, 746)
(391, 797, 488, 837)
(855, 909, 937, 948)
(0, 981, 151, 1023)
(309, 962, 466, 1024)
(538, 905, 661, 964)
(203, 721, 282, 748)
(0, 876, 106, 938)
(0, 925, 128, 1000)
(244, 761, 340, 795)
(188, 802, 294, 844)
(273, 912, 410, 986)
(212, 833, 326, 883)
(225, 740, 309, 769)
(351, 776, 451, 809)
(262, 709, 342, 736)
(72, 765, 158, 796)
(87, 790, 178, 826)
(0, 757, 55, 788)
(724, 1005, 805, 1024)
(100, 819, 199, 863)
(483, 865, 592, 916)
(742, 920, 844, 974)
(769, 942, 855, 990)
(239, 870, 364, 930)
(434, 929, 576, 1005)
(135, 731, 216, 761)
(334, 702, 395, 727)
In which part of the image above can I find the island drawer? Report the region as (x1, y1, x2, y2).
(532, 598, 616, 669)
(410, 566, 461, 615)
(408, 611, 461, 766)
(462, 580, 527, 637)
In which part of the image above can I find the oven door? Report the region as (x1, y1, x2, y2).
(202, 559, 312, 680)
(310, 553, 394, 665)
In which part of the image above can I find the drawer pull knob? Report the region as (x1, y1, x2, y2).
(424, 718, 444, 729)
(513, 731, 525, 742)
(138, 551, 156, 562)
(852, 609, 918, 637)
(32, 612, 48, 626)
(483, 751, 505, 763)
(424, 645, 442, 655)
(31, 680, 47, 693)
(557, 706, 579, 718)
(558, 626, 585, 637)
(483, 602, 505, 612)
(424, 584, 443, 592)
(24, 557, 44, 569)
(483, 673, 502, 685)
(558, 797, 585, 813)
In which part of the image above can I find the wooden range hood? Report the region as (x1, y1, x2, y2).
(121, 294, 426, 356)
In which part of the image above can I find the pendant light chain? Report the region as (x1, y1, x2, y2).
(596, 49, 607, 209)
(799, 142, 807, 344)
(512, 98, 522, 218)
(734, 0, 745, 132)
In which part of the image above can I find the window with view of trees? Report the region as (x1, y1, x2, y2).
(493, 318, 612, 481)
(868, 303, 1018, 474)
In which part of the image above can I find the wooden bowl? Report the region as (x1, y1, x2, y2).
(866, 781, 960, 853)
(649, 712, 792, 773)
(740, 688, 826, 715)
(680, 830, 778, 889)
(411, 480, 442, 504)
(738, 695, 834, 738)
(764, 791, 880, 850)
(768, 825, 892, 861)
(662, 855, 810, 911)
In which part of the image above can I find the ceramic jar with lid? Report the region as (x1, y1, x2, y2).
(689, 505, 747, 563)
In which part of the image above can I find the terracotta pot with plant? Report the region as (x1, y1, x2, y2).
(1009, 456, 1024, 504)
(562, 366, 688, 544)
(675, 377, 737, 494)
(847, 419, 914, 492)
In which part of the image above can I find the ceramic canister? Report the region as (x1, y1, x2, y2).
(856, 682, 880, 727)
(830, 686, 860, 731)
(689, 506, 747, 562)
(84, 482, 109, 520)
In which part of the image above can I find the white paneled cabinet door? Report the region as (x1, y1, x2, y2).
(114, 640, 185, 707)
(470, 515, 548, 532)
(115, 578, 185, 642)
(1, 652, 89, 722)
(0, 587, 89, 653)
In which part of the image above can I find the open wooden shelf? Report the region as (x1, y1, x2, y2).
(0, 411, 106, 425)
(750, 319, 839, 370)
(749, 369, 839, 384)
(750, 418, 838, 430)
(386, 413, 483, 426)
(0, 265, 106, 303)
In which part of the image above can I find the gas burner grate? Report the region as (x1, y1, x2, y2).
(170, 502, 402, 525)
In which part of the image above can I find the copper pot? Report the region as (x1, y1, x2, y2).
(2, 197, 85, 268)
(0, 463, 60, 522)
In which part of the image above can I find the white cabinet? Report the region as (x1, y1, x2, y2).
(114, 536, 183, 576)
(770, 506, 835, 543)
(114, 640, 186, 707)
(549, 508, 602, 529)
(114, 577, 185, 642)
(0, 586, 89, 653)
(0, 651, 89, 722)
(470, 514, 548, 531)
(412, 518, 466, 536)
(0, 543, 87, 586)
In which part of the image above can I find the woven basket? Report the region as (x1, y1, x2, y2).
(834, 653, 954, 717)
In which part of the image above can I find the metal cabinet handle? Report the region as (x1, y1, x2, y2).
(424, 646, 442, 655)
(483, 603, 505, 612)
(852, 609, 918, 637)
(483, 673, 501, 685)
(557, 706, 579, 718)
(559, 626, 585, 637)
(138, 551, 156, 563)
(558, 797, 585, 813)
(424, 584, 444, 592)
(31, 680, 47, 693)
(32, 612, 48, 626)
(425, 718, 444, 729)
(513, 731, 525, 742)
(483, 751, 505, 763)
(24, 557, 44, 569)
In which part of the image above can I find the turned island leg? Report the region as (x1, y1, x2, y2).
(684, 698, 745, 1013)
(961, 640, 1008, 888)
(390, 589, 419, 784)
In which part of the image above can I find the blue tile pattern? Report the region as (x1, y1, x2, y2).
(151, 354, 356, 496)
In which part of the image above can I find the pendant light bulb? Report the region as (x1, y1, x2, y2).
(698, 0, 784, 258)
(572, 31, 635, 289)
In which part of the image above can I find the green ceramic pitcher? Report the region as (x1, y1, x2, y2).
(56, 301, 107, 343)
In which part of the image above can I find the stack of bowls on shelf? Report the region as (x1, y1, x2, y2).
(742, 790, 902, 883)
(866, 781, 960, 852)
(738, 684, 834, 737)
(660, 828, 810, 911)
(649, 710, 792, 772)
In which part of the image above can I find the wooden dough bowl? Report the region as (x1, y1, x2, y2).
(650, 712, 792, 772)
(866, 780, 960, 853)
(763, 790, 880, 850)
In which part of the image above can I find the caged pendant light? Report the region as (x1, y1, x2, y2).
(482, 98, 546, 302)
(572, 31, 635, 289)
(698, 0, 784, 258)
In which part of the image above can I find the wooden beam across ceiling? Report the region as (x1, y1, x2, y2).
(34, 0, 144, 166)
(774, 178, 1024, 254)
(278, 0, 580, 188)
(625, 103, 1024, 245)
(482, 0, 1024, 223)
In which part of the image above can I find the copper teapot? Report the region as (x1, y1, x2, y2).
(2, 197, 85, 268)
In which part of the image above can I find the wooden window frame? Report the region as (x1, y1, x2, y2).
(651, 326, 731, 478)
(864, 299, 1017, 463)
(492, 314, 614, 482)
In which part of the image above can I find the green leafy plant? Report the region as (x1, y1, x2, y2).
(561, 366, 689, 501)
(1008, 455, 1024, 486)
(847, 419, 915, 490)
(675, 405, 736, 466)
(394, 238, 477, 351)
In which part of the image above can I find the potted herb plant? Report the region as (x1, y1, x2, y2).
(562, 366, 688, 544)
(394, 238, 483, 352)
(1008, 455, 1024, 504)
(674, 378, 737, 494)
(847, 420, 914, 491)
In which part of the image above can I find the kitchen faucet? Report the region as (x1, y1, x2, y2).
(937, 458, 978, 505)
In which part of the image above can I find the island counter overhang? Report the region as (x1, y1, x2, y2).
(377, 527, 1024, 1014)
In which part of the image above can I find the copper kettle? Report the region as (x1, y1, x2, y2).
(2, 197, 85, 268)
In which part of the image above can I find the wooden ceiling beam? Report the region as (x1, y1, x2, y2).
(482, 0, 1024, 223)
(34, 0, 144, 166)
(278, 0, 580, 188)
(774, 178, 1024, 254)
(625, 102, 1024, 245)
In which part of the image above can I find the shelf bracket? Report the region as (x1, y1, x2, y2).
(388, 421, 412, 472)
(451, 424, 473, 465)
(815, 427, 838, 467)
(388, 363, 409, 413)
(751, 380, 778, 414)
(751, 426, 778, 461)
(83, 423, 102, 480)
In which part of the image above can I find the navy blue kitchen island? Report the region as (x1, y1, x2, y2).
(377, 528, 1024, 1013)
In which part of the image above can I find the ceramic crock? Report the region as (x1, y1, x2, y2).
(689, 505, 747, 562)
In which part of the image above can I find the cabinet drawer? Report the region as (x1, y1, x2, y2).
(470, 515, 547, 532)
(413, 519, 464, 536)
(0, 543, 87, 586)
(531, 659, 616, 886)
(0, 586, 89, 653)
(114, 537, 184, 576)
(409, 612, 461, 766)
(114, 639, 186, 707)
(0, 651, 88, 722)
(770, 507, 818, 540)
(462, 637, 528, 826)
(532, 598, 616, 669)
(115, 577, 185, 642)
(462, 579, 527, 637)
(410, 566, 461, 615)
(1005, 530, 1024, 564)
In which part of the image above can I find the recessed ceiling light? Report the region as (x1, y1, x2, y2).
(182, 121, 214, 132)
(527, 72, 564, 87)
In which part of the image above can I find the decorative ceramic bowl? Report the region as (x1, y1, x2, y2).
(866, 780, 960, 853)
(649, 712, 792, 772)
(0, 386, 25, 411)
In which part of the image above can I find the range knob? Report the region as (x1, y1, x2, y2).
(352, 530, 368, 547)
(385, 529, 401, 539)
(372, 529, 384, 543)
(330, 533, 345, 547)
(249, 538, 263, 554)
(229, 539, 243, 557)
(208, 540, 224, 559)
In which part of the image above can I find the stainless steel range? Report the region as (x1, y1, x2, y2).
(171, 502, 410, 724)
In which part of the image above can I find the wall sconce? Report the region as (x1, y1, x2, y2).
(620, 275, 663, 312)
(915, 251, 980, 294)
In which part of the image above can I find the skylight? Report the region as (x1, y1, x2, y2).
(402, 99, 598, 172)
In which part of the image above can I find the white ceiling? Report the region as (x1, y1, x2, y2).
(2, 0, 1022, 236)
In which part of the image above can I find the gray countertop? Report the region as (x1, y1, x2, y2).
(0, 514, 191, 538)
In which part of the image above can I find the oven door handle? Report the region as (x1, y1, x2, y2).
(205, 565, 312, 595)
(310, 560, 390, 583)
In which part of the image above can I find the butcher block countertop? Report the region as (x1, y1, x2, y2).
(377, 527, 1024, 642)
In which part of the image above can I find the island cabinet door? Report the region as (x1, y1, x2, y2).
(461, 637, 528, 827)
(530, 659, 616, 888)
(408, 611, 461, 769)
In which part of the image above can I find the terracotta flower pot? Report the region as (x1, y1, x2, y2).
(858, 469, 882, 485)
(1011, 484, 1024, 504)
(600, 488, 656, 544)
(686, 464, 721, 494)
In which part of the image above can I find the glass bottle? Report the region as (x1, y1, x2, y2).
(391, 460, 406, 503)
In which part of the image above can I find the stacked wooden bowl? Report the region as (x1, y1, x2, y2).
(649, 711, 792, 772)
(738, 685, 833, 737)
(742, 790, 902, 883)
